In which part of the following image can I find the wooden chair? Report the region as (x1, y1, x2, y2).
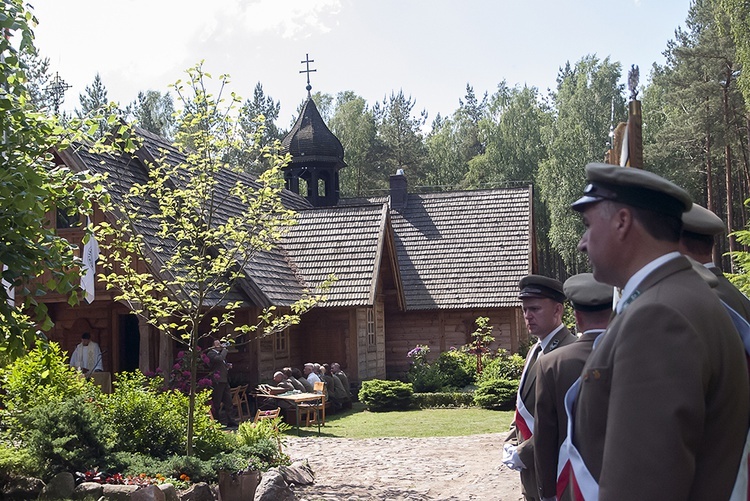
(229, 385, 247, 422)
(232, 384, 251, 421)
(299, 381, 327, 426)
(253, 407, 281, 422)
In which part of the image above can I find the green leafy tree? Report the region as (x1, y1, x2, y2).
(644, 0, 745, 268)
(77, 73, 109, 116)
(424, 84, 487, 190)
(129, 90, 176, 139)
(18, 48, 53, 111)
(236, 82, 284, 175)
(464, 83, 551, 188)
(97, 62, 328, 455)
(715, 0, 750, 105)
(374, 90, 428, 185)
(0, 0, 110, 360)
(538, 56, 626, 273)
(328, 91, 381, 196)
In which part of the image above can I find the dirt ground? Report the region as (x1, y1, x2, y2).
(285, 432, 523, 501)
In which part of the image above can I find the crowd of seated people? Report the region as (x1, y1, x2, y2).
(257, 362, 353, 413)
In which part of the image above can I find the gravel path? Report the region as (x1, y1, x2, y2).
(285, 432, 523, 500)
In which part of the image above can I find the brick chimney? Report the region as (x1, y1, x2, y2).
(389, 169, 408, 209)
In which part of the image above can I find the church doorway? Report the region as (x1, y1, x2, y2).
(118, 314, 140, 372)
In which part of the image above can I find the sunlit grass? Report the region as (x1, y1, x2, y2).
(286, 403, 513, 438)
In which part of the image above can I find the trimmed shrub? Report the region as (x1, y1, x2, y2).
(19, 395, 114, 476)
(473, 378, 519, 410)
(358, 379, 414, 412)
(435, 350, 475, 389)
(413, 392, 475, 408)
(0, 342, 99, 435)
(477, 350, 525, 383)
(235, 418, 291, 469)
(0, 441, 41, 480)
(102, 370, 232, 460)
(103, 371, 187, 458)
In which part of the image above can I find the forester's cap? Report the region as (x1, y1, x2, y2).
(571, 163, 692, 218)
(518, 275, 566, 303)
(682, 204, 725, 236)
(563, 273, 613, 312)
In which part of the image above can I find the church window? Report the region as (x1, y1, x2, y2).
(275, 329, 288, 356)
(56, 207, 81, 229)
(367, 308, 376, 349)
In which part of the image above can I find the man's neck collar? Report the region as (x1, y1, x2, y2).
(539, 323, 565, 349)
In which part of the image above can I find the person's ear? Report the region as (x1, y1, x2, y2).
(613, 206, 633, 239)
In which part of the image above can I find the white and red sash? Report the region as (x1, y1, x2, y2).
(515, 343, 541, 441)
(557, 378, 599, 501)
(722, 302, 750, 501)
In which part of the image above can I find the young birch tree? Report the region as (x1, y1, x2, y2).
(97, 62, 327, 455)
(0, 0, 115, 362)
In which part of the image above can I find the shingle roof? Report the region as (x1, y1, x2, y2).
(59, 129, 531, 313)
(282, 203, 391, 307)
(59, 129, 314, 308)
(135, 129, 313, 307)
(280, 97, 345, 165)
(345, 188, 532, 310)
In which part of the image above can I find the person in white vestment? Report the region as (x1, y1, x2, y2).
(69, 332, 103, 373)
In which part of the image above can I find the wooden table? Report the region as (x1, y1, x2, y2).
(254, 392, 325, 435)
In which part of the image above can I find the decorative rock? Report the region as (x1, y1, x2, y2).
(72, 481, 104, 500)
(254, 470, 296, 501)
(158, 483, 179, 501)
(178, 482, 213, 501)
(278, 461, 314, 486)
(218, 470, 259, 501)
(131, 484, 166, 501)
(0, 475, 44, 499)
(39, 471, 76, 500)
(102, 483, 139, 500)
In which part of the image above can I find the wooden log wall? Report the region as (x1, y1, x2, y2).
(384, 307, 523, 380)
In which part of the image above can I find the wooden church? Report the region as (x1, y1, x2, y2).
(41, 90, 535, 387)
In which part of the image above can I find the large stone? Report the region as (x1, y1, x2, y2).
(253, 470, 296, 501)
(218, 470, 259, 501)
(0, 475, 44, 499)
(72, 481, 104, 500)
(277, 461, 314, 486)
(178, 482, 213, 501)
(39, 471, 76, 500)
(102, 483, 139, 500)
(131, 484, 166, 501)
(158, 483, 180, 501)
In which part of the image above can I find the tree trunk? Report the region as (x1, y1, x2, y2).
(187, 330, 198, 456)
(723, 67, 736, 271)
(706, 103, 718, 265)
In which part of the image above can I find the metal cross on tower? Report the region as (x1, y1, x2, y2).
(46, 72, 71, 116)
(299, 53, 316, 96)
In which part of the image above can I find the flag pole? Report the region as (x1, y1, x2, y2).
(605, 65, 642, 169)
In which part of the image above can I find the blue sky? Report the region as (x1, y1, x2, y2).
(31, 0, 691, 127)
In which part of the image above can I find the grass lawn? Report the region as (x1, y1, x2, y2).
(286, 403, 514, 438)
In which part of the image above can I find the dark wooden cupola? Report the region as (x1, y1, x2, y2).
(280, 95, 346, 207)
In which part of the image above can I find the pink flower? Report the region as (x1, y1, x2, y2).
(182, 371, 191, 377)
(176, 351, 185, 359)
(173, 364, 180, 370)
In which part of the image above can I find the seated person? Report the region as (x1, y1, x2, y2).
(330, 367, 351, 407)
(320, 365, 339, 411)
(283, 367, 306, 392)
(331, 362, 352, 399)
(256, 371, 295, 410)
(293, 367, 313, 392)
(304, 362, 322, 385)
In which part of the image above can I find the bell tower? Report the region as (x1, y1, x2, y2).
(280, 54, 346, 207)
